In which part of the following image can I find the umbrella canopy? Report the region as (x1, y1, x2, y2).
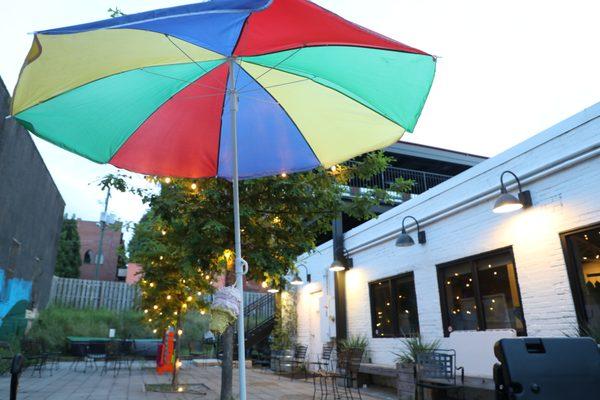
(11, 0, 436, 180)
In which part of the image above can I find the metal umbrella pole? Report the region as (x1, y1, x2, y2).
(228, 57, 247, 400)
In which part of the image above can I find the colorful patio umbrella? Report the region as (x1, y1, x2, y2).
(10, 1, 435, 397)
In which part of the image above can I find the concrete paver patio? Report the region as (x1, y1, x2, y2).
(0, 362, 394, 400)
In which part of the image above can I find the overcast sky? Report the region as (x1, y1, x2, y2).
(1, 0, 599, 240)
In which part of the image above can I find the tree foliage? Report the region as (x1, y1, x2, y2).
(54, 215, 81, 278)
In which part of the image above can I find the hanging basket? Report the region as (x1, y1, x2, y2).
(209, 286, 242, 335)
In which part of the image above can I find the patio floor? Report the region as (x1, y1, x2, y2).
(0, 362, 396, 400)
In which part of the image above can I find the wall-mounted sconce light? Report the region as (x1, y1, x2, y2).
(329, 250, 353, 272)
(290, 264, 311, 285)
(492, 171, 533, 214)
(395, 216, 426, 247)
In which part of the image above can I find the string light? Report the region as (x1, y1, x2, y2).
(166, 295, 172, 300)
(148, 318, 152, 322)
(330, 165, 337, 172)
(200, 310, 206, 315)
(197, 291, 202, 296)
(273, 216, 281, 224)
(149, 282, 155, 288)
(153, 305, 158, 310)
(144, 309, 148, 314)
(161, 230, 167, 236)
(153, 329, 157, 333)
(187, 296, 193, 302)
(176, 360, 182, 368)
(164, 177, 171, 184)
(174, 311, 178, 316)
(177, 387, 184, 393)
(190, 183, 197, 190)
(281, 172, 287, 178)
(159, 256, 164, 260)
(178, 329, 183, 336)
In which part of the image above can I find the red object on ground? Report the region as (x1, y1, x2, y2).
(156, 330, 175, 374)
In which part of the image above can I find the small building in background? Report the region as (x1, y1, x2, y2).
(77, 220, 125, 281)
(0, 77, 64, 339)
(126, 262, 143, 285)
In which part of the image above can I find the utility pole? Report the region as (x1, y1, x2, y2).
(94, 186, 111, 280)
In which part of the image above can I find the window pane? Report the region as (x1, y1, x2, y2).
(371, 281, 394, 337)
(568, 228, 600, 328)
(442, 262, 478, 333)
(394, 275, 419, 336)
(476, 253, 525, 334)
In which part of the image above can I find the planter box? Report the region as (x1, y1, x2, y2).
(396, 363, 415, 400)
(270, 349, 293, 372)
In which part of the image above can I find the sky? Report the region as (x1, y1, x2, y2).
(1, 0, 599, 241)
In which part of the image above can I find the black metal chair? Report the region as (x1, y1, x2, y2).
(310, 343, 334, 399)
(289, 344, 309, 380)
(20, 338, 48, 377)
(101, 340, 122, 376)
(318, 347, 364, 400)
(0, 341, 14, 376)
(415, 349, 464, 400)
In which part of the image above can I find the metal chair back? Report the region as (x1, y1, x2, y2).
(293, 344, 308, 361)
(416, 349, 459, 386)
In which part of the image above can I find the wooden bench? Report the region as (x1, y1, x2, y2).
(357, 363, 397, 389)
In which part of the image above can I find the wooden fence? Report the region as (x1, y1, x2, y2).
(49, 276, 140, 311)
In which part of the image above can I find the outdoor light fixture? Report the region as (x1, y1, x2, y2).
(395, 216, 426, 247)
(290, 264, 311, 285)
(329, 251, 353, 272)
(493, 171, 533, 214)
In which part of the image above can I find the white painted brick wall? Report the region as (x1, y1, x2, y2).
(296, 103, 600, 376)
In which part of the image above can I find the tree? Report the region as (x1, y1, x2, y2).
(125, 151, 412, 398)
(54, 215, 81, 278)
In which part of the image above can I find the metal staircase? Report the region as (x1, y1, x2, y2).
(217, 292, 276, 360)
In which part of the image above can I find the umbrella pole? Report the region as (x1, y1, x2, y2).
(229, 57, 247, 400)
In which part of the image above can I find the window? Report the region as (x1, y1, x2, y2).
(437, 247, 526, 337)
(369, 272, 419, 337)
(83, 250, 92, 264)
(561, 224, 600, 331)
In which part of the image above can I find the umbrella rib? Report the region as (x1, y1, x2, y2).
(164, 34, 228, 89)
(236, 48, 303, 92)
(140, 68, 226, 93)
(237, 77, 312, 94)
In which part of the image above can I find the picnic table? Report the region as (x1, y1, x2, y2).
(66, 337, 160, 358)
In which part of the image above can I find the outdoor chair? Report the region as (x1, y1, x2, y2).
(20, 338, 48, 377)
(310, 343, 334, 399)
(0, 341, 14, 376)
(415, 349, 464, 400)
(188, 339, 216, 368)
(289, 344, 309, 380)
(83, 343, 106, 373)
(101, 340, 122, 377)
(317, 347, 364, 400)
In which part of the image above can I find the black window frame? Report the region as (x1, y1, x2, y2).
(436, 246, 527, 337)
(368, 272, 420, 338)
(559, 222, 600, 329)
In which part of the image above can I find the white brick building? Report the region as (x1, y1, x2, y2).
(295, 102, 600, 378)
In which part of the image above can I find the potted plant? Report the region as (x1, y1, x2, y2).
(269, 291, 296, 372)
(337, 335, 369, 388)
(394, 335, 440, 400)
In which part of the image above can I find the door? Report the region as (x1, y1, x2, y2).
(308, 290, 323, 364)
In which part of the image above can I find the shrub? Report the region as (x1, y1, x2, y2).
(339, 334, 369, 351)
(394, 335, 440, 364)
(27, 306, 152, 353)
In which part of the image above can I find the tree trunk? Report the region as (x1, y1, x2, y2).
(220, 269, 236, 400)
(220, 324, 234, 400)
(171, 314, 182, 388)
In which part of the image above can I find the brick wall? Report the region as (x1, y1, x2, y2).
(296, 102, 600, 376)
(77, 220, 123, 281)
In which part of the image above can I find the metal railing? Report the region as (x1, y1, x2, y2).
(347, 161, 453, 196)
(243, 293, 275, 335)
